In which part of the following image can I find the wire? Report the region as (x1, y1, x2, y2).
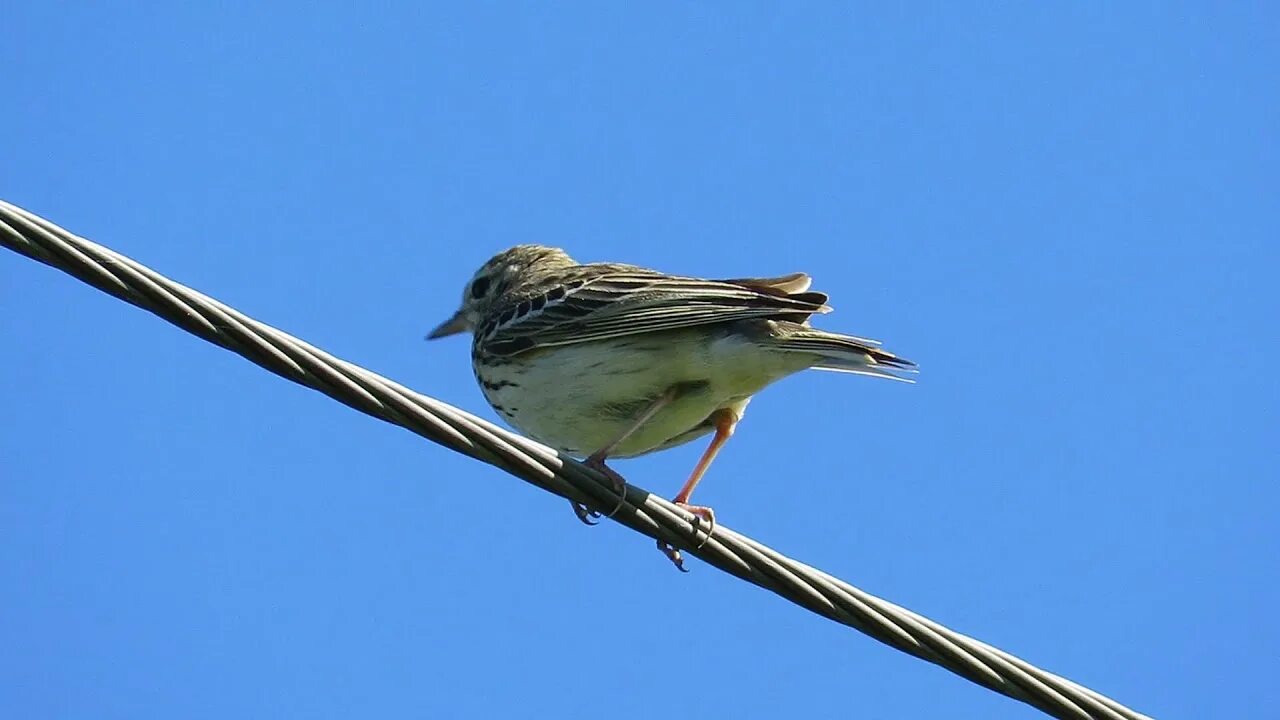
(0, 199, 1152, 720)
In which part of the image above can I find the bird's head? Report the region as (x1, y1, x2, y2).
(427, 244, 575, 339)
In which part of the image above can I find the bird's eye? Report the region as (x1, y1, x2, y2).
(470, 275, 491, 299)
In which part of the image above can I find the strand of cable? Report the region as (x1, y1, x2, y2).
(0, 199, 1150, 720)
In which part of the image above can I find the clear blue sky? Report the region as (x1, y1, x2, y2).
(2, 5, 1275, 719)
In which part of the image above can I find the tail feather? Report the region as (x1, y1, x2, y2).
(777, 328, 917, 383)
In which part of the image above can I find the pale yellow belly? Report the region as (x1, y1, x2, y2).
(476, 329, 807, 458)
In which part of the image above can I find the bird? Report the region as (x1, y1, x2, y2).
(427, 245, 915, 568)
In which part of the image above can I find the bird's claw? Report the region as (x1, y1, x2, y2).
(655, 502, 717, 571)
(676, 502, 716, 546)
(572, 456, 629, 525)
(658, 540, 689, 572)
(571, 500, 601, 525)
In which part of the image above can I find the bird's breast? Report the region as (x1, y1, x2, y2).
(472, 328, 802, 458)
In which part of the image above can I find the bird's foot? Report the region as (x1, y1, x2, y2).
(572, 454, 628, 525)
(657, 539, 689, 572)
(571, 500, 600, 525)
(676, 502, 716, 540)
(655, 502, 717, 572)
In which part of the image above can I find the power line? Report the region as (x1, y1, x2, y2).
(0, 199, 1151, 720)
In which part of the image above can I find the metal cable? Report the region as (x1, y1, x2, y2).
(0, 199, 1152, 720)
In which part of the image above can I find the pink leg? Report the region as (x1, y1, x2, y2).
(658, 408, 738, 570)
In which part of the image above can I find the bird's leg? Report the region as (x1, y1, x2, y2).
(571, 386, 680, 524)
(673, 408, 737, 520)
(658, 408, 738, 571)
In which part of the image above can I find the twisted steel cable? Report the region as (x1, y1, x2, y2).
(1, 199, 1152, 720)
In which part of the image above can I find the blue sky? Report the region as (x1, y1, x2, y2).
(2, 4, 1275, 719)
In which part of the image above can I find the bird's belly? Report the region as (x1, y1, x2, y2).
(476, 331, 789, 458)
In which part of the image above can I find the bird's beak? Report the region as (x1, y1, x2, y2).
(426, 311, 469, 340)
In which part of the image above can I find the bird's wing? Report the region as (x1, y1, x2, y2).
(478, 271, 831, 357)
(715, 271, 813, 295)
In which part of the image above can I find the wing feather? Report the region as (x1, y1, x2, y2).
(479, 270, 830, 357)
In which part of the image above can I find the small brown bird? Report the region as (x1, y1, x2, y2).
(429, 245, 914, 567)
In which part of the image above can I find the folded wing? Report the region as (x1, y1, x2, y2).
(480, 271, 831, 357)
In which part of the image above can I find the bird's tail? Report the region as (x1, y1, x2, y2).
(776, 327, 917, 382)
